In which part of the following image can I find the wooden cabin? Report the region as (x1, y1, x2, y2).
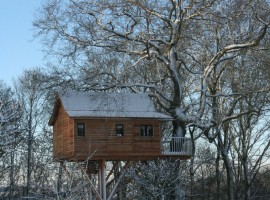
(48, 92, 192, 162)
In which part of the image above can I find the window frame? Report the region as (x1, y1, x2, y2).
(116, 124, 124, 136)
(140, 125, 153, 137)
(77, 123, 85, 137)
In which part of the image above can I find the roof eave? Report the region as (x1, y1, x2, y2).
(48, 94, 61, 126)
(67, 114, 172, 121)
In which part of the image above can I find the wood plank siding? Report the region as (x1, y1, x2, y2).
(53, 104, 74, 160)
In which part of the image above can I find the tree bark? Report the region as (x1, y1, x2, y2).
(26, 99, 33, 196)
(189, 129, 196, 200)
(221, 151, 235, 200)
(9, 148, 15, 200)
(57, 163, 63, 195)
(243, 159, 251, 200)
(215, 143, 221, 200)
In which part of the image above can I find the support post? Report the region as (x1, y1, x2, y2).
(98, 160, 106, 200)
(98, 161, 102, 196)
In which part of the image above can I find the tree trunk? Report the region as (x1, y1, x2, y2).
(243, 160, 251, 200)
(26, 104, 33, 196)
(215, 145, 221, 200)
(189, 131, 196, 200)
(169, 160, 181, 200)
(26, 128, 32, 196)
(57, 164, 63, 194)
(221, 151, 235, 200)
(172, 120, 186, 137)
(9, 148, 15, 200)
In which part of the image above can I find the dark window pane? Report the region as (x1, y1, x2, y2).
(147, 125, 153, 136)
(140, 125, 146, 136)
(77, 123, 85, 136)
(140, 125, 153, 136)
(116, 124, 124, 136)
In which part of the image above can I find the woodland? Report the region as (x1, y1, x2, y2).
(0, 0, 270, 199)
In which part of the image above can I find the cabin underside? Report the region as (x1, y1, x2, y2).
(55, 149, 191, 162)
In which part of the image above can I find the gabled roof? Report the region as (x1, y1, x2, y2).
(48, 91, 172, 125)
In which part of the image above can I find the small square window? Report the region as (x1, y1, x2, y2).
(116, 124, 124, 136)
(140, 125, 153, 136)
(77, 123, 85, 136)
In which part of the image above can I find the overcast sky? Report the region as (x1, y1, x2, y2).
(0, 0, 43, 86)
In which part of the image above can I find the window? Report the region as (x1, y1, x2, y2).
(140, 125, 153, 136)
(116, 124, 124, 136)
(77, 123, 85, 136)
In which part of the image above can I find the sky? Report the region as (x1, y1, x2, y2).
(0, 0, 44, 86)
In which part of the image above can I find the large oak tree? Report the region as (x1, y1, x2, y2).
(34, 0, 270, 199)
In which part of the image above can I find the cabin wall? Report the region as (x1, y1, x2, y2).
(73, 118, 161, 161)
(53, 104, 74, 160)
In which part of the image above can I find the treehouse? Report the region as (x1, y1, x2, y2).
(48, 91, 192, 162)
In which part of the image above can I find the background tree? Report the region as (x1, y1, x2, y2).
(0, 81, 21, 157)
(0, 81, 22, 199)
(13, 69, 51, 197)
(124, 160, 189, 200)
